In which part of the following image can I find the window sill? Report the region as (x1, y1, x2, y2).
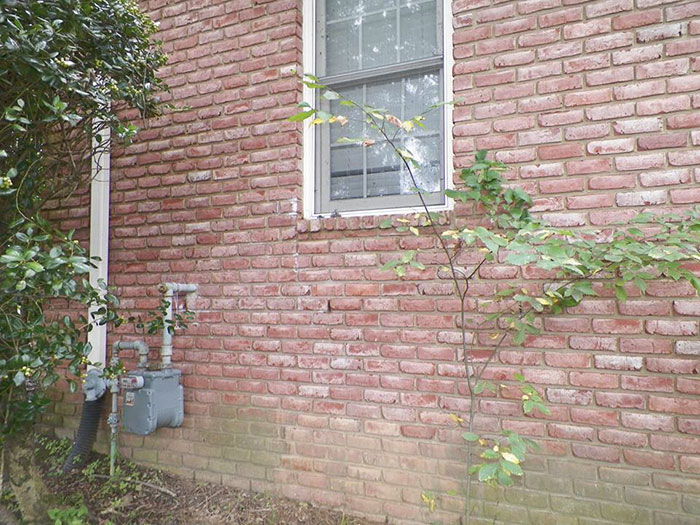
(296, 204, 453, 234)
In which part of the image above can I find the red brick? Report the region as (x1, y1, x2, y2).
(667, 37, 700, 56)
(613, 117, 662, 134)
(564, 53, 611, 73)
(539, 143, 584, 160)
(613, 79, 665, 100)
(615, 153, 665, 170)
(539, 75, 584, 94)
(565, 123, 609, 140)
(651, 434, 700, 454)
(587, 138, 635, 155)
(494, 16, 537, 36)
(588, 174, 636, 190)
(538, 41, 582, 61)
(539, 7, 582, 27)
(646, 320, 698, 336)
(624, 449, 675, 470)
(569, 372, 619, 389)
(612, 9, 663, 30)
(566, 194, 614, 209)
(546, 388, 592, 405)
(666, 2, 700, 21)
(592, 319, 643, 334)
(519, 28, 561, 48)
(671, 187, 700, 204)
(616, 190, 668, 207)
(637, 58, 689, 79)
(679, 419, 700, 435)
(599, 429, 647, 447)
(636, 23, 684, 43)
(621, 412, 674, 432)
(540, 177, 585, 193)
(585, 32, 635, 52)
(548, 423, 594, 441)
(564, 87, 612, 107)
(571, 408, 619, 427)
(669, 150, 700, 166)
(650, 396, 700, 415)
(563, 19, 611, 39)
(596, 392, 645, 409)
(637, 94, 691, 115)
(612, 44, 663, 65)
(587, 66, 635, 86)
(647, 357, 700, 374)
(572, 443, 620, 463)
(518, 62, 563, 81)
(518, 0, 560, 15)
(674, 300, 700, 316)
(678, 378, 700, 395)
(668, 74, 700, 93)
(621, 375, 674, 392)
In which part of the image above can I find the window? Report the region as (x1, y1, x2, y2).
(306, 0, 449, 216)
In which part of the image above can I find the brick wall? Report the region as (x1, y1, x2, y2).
(47, 0, 700, 523)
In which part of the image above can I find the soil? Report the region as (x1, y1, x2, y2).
(20, 436, 380, 525)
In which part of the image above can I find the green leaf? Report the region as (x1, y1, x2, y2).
(477, 463, 498, 482)
(445, 189, 468, 203)
(614, 284, 627, 302)
(462, 432, 479, 442)
(497, 469, 513, 486)
(288, 110, 314, 122)
(505, 252, 537, 265)
(481, 449, 500, 460)
(13, 371, 25, 386)
(25, 261, 45, 273)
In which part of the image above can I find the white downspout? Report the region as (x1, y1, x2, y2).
(160, 283, 197, 368)
(87, 122, 111, 368)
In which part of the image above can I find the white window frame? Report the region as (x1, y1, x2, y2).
(302, 0, 453, 219)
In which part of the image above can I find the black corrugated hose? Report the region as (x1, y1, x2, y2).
(61, 395, 106, 472)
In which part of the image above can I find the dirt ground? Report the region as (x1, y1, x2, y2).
(26, 436, 380, 525)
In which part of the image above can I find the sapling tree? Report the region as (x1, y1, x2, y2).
(292, 74, 700, 522)
(0, 0, 166, 521)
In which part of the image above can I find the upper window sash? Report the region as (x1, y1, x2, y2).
(304, 0, 451, 218)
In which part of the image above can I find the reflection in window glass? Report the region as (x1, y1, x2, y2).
(316, 0, 444, 213)
(319, 0, 439, 76)
(362, 11, 397, 70)
(400, 3, 438, 62)
(326, 20, 360, 76)
(328, 73, 442, 201)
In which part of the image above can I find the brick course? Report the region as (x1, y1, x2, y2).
(45, 0, 700, 523)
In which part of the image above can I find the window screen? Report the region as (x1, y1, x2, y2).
(315, 0, 445, 215)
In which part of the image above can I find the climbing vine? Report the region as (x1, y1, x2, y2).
(293, 73, 700, 520)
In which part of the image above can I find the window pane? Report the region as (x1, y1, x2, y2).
(315, 1, 444, 214)
(366, 78, 402, 116)
(403, 72, 441, 135)
(402, 134, 441, 193)
(325, 20, 360, 75)
(326, 0, 359, 19)
(330, 144, 364, 200)
(362, 10, 397, 70)
(324, 72, 442, 203)
(329, 87, 363, 143)
(400, 1, 439, 62)
(367, 141, 401, 197)
(321, 0, 440, 76)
